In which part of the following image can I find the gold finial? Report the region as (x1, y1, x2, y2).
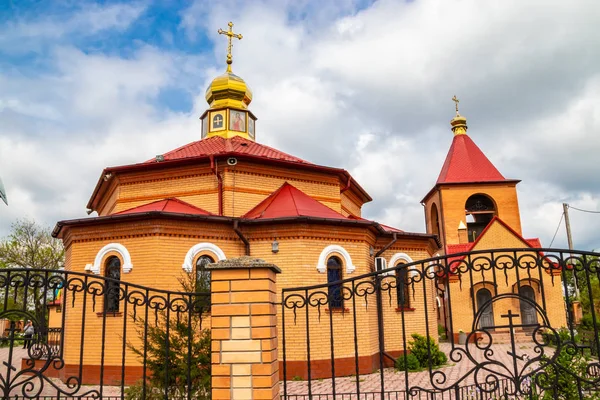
(452, 95, 460, 115)
(450, 95, 467, 135)
(218, 21, 243, 73)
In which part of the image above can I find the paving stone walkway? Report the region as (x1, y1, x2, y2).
(283, 342, 555, 398)
(0, 346, 121, 398)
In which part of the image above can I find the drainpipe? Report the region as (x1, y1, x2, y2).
(375, 233, 398, 258)
(210, 155, 223, 216)
(233, 220, 250, 255)
(340, 175, 352, 194)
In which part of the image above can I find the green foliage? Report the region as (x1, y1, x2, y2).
(395, 353, 420, 371)
(579, 314, 595, 330)
(125, 274, 211, 399)
(0, 219, 64, 328)
(541, 327, 580, 347)
(0, 219, 64, 270)
(407, 333, 447, 368)
(437, 324, 447, 341)
(532, 345, 600, 400)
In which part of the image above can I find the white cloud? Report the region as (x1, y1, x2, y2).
(1, 0, 600, 253)
(0, 2, 145, 49)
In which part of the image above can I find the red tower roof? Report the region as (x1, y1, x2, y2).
(145, 135, 312, 165)
(243, 182, 348, 220)
(436, 134, 505, 184)
(115, 198, 213, 216)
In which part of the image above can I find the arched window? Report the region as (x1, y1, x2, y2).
(465, 194, 496, 242)
(327, 256, 343, 309)
(430, 203, 440, 237)
(195, 255, 213, 293)
(396, 263, 410, 308)
(476, 288, 494, 328)
(105, 256, 121, 313)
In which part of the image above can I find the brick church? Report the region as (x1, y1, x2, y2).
(52, 23, 564, 381)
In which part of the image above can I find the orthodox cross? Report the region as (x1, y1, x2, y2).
(452, 95, 460, 114)
(218, 21, 243, 72)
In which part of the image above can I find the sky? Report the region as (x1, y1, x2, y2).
(0, 0, 599, 251)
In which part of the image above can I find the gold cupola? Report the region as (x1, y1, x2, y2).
(200, 22, 257, 141)
(450, 95, 467, 135)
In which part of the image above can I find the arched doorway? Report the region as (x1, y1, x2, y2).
(476, 288, 494, 329)
(465, 194, 496, 242)
(519, 285, 538, 327)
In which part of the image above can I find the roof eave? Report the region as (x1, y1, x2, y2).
(87, 153, 373, 211)
(53, 212, 234, 238)
(420, 179, 522, 204)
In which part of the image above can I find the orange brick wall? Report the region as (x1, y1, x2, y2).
(446, 222, 566, 335)
(424, 183, 522, 247)
(95, 160, 368, 219)
(60, 219, 437, 374)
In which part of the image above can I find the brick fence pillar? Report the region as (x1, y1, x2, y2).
(207, 256, 281, 400)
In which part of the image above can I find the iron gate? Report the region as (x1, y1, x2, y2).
(281, 248, 600, 400)
(0, 268, 211, 399)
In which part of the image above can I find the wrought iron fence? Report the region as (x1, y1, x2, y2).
(0, 268, 211, 399)
(281, 248, 600, 400)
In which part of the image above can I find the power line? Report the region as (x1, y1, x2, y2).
(549, 212, 564, 248)
(568, 205, 600, 214)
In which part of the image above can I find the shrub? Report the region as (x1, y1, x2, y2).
(579, 314, 595, 331)
(541, 327, 580, 347)
(438, 324, 447, 341)
(408, 333, 447, 368)
(395, 353, 420, 371)
(532, 345, 600, 400)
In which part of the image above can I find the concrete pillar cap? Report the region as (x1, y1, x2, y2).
(205, 256, 281, 273)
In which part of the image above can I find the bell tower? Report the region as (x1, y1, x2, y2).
(200, 22, 257, 141)
(422, 97, 522, 248)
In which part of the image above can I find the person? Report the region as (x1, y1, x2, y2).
(232, 112, 245, 131)
(23, 320, 34, 349)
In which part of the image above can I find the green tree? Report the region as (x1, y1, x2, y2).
(0, 219, 64, 270)
(0, 219, 65, 329)
(126, 273, 211, 399)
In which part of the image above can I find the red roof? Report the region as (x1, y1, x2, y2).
(115, 198, 213, 216)
(243, 182, 348, 220)
(146, 135, 312, 165)
(379, 223, 404, 233)
(437, 134, 505, 184)
(445, 217, 542, 269)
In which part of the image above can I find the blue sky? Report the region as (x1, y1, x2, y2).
(1, 0, 600, 250)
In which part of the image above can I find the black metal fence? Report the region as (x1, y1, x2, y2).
(0, 268, 211, 399)
(281, 248, 600, 400)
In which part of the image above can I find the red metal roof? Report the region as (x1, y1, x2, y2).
(145, 135, 312, 165)
(437, 134, 506, 184)
(115, 198, 214, 216)
(378, 223, 405, 233)
(243, 182, 348, 220)
(445, 217, 543, 270)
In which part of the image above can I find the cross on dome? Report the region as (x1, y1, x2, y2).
(201, 21, 256, 141)
(452, 95, 460, 115)
(218, 21, 243, 73)
(450, 95, 467, 135)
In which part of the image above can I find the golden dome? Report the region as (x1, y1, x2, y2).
(205, 71, 253, 109)
(450, 95, 467, 135)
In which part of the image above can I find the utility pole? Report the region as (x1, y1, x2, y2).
(563, 203, 579, 297)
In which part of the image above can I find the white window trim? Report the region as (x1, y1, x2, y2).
(389, 253, 417, 277)
(182, 243, 226, 273)
(87, 243, 133, 275)
(317, 245, 356, 274)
